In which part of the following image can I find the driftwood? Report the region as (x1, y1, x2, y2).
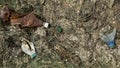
(0, 5, 43, 27)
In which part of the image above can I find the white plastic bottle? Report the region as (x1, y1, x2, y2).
(100, 28, 116, 48)
(21, 38, 37, 58)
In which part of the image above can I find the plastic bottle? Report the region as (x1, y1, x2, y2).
(21, 38, 37, 58)
(100, 28, 116, 48)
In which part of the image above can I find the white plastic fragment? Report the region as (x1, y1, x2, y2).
(43, 22, 49, 28)
(21, 38, 37, 58)
(100, 28, 116, 48)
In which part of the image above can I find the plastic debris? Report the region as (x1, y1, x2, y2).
(21, 38, 37, 58)
(57, 26, 63, 33)
(100, 28, 116, 48)
(0, 5, 49, 28)
(43, 22, 49, 28)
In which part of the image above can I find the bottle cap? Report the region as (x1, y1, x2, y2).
(107, 41, 115, 49)
(43, 22, 49, 28)
(30, 53, 37, 59)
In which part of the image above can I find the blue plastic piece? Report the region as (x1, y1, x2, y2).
(100, 29, 116, 48)
(107, 41, 115, 49)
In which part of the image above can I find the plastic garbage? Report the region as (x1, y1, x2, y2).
(21, 38, 37, 58)
(100, 28, 116, 48)
(57, 26, 63, 33)
(43, 22, 49, 28)
(0, 5, 50, 28)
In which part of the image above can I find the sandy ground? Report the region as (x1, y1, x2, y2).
(0, 0, 120, 68)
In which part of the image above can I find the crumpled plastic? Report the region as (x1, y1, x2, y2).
(21, 38, 37, 58)
(100, 28, 116, 48)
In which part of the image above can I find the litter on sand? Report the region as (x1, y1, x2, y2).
(100, 28, 116, 49)
(21, 38, 37, 59)
(0, 5, 49, 28)
(57, 26, 63, 33)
